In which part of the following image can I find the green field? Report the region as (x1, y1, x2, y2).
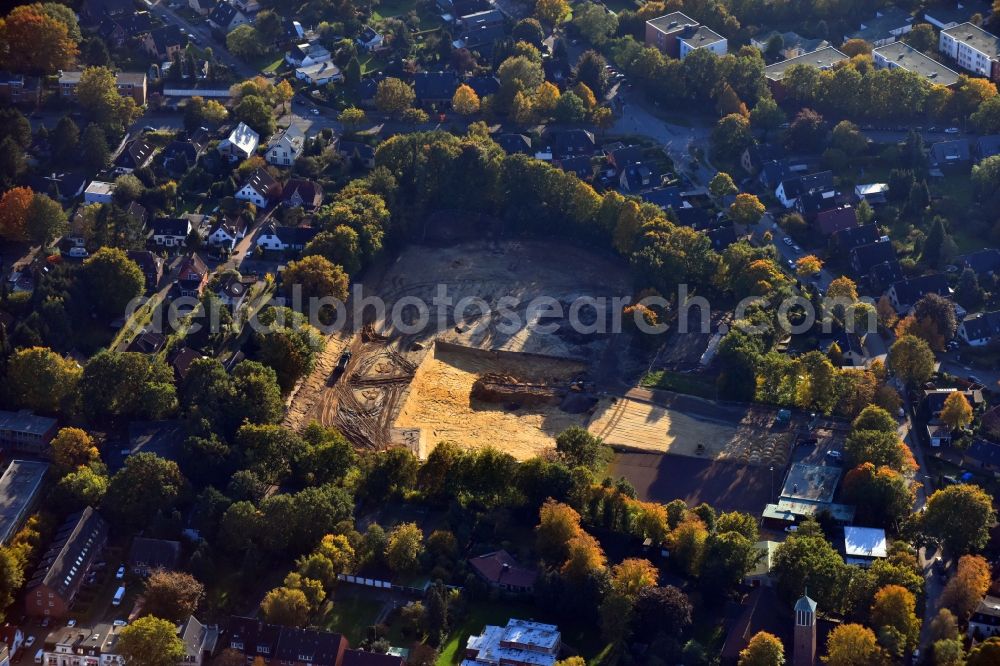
(640, 369, 717, 399)
(318, 591, 386, 645)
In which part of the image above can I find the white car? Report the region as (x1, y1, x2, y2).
(311, 108, 320, 116)
(783, 237, 794, 246)
(67, 620, 77, 628)
(826, 450, 843, 462)
(25, 636, 35, 648)
(113, 620, 128, 627)
(116, 566, 125, 579)
(944, 127, 960, 134)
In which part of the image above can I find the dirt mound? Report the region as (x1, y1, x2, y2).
(471, 373, 564, 407)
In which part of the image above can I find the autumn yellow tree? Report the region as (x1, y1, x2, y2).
(50, 428, 100, 475)
(870, 585, 921, 656)
(535, 81, 561, 116)
(561, 531, 607, 580)
(534, 0, 570, 26)
(796, 255, 823, 277)
(728, 193, 765, 225)
(452, 84, 480, 115)
(738, 631, 784, 666)
(610, 558, 658, 598)
(536, 499, 582, 562)
(668, 516, 708, 576)
(823, 624, 888, 665)
(512, 90, 535, 124)
(941, 554, 992, 620)
(827, 276, 859, 301)
(940, 390, 973, 430)
(0, 5, 78, 74)
(573, 82, 597, 110)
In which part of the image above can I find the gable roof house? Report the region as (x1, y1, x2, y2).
(931, 139, 973, 170)
(113, 137, 155, 174)
(235, 168, 281, 208)
(958, 310, 1000, 346)
(128, 537, 181, 576)
(922, 388, 984, 420)
(143, 24, 186, 60)
(208, 1, 250, 33)
(469, 550, 539, 594)
(219, 122, 260, 162)
(796, 187, 846, 221)
(342, 650, 404, 666)
(98, 11, 153, 49)
(414, 71, 460, 108)
(850, 240, 902, 289)
(207, 216, 250, 250)
(556, 155, 594, 181)
(969, 595, 1000, 639)
(339, 141, 376, 169)
(830, 224, 880, 255)
(886, 273, 951, 313)
(620, 163, 658, 192)
(960, 248, 1000, 278)
(127, 250, 164, 291)
(266, 126, 305, 167)
(189, 0, 217, 15)
(26, 508, 108, 618)
(551, 129, 596, 160)
(775, 171, 834, 208)
(213, 273, 250, 309)
(152, 217, 192, 248)
(962, 439, 1000, 476)
(976, 135, 1000, 160)
(176, 254, 209, 298)
(285, 42, 331, 67)
(256, 224, 320, 253)
(80, 0, 133, 26)
(296, 61, 344, 86)
(222, 617, 348, 665)
(495, 133, 531, 154)
(845, 5, 914, 47)
(281, 179, 324, 210)
(357, 25, 386, 52)
(162, 139, 205, 176)
(179, 616, 220, 666)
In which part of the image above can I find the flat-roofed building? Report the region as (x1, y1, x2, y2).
(0, 410, 57, 455)
(765, 46, 850, 83)
(644, 11, 698, 57)
(678, 25, 727, 58)
(940, 22, 1000, 82)
(873, 41, 961, 87)
(843, 526, 887, 567)
(0, 460, 49, 545)
(462, 618, 561, 666)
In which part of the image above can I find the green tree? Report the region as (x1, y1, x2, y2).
(750, 96, 787, 134)
(888, 334, 936, 387)
(374, 77, 416, 116)
(51, 465, 108, 513)
(709, 172, 739, 198)
(773, 529, 848, 611)
(50, 427, 99, 474)
(81, 247, 145, 318)
(712, 113, 754, 161)
(386, 522, 424, 573)
(226, 24, 264, 59)
(304, 226, 361, 275)
(738, 631, 784, 666)
(77, 66, 139, 130)
(572, 3, 618, 45)
(905, 23, 936, 52)
(81, 123, 109, 170)
(51, 116, 79, 163)
(233, 94, 276, 135)
(143, 570, 204, 622)
(26, 193, 66, 244)
(260, 586, 310, 625)
(5, 346, 81, 413)
(282, 254, 349, 303)
(574, 50, 609, 96)
(922, 484, 996, 554)
(0, 548, 24, 619)
(555, 426, 610, 470)
(729, 193, 766, 225)
(103, 453, 186, 531)
(116, 616, 186, 666)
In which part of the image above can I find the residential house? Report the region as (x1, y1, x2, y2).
(873, 41, 961, 87)
(931, 139, 973, 170)
(922, 388, 984, 419)
(886, 273, 951, 313)
(189, 0, 216, 15)
(42, 624, 125, 666)
(740, 144, 776, 175)
(556, 155, 594, 180)
(927, 422, 953, 447)
(743, 540, 779, 587)
(468, 550, 538, 594)
(959, 310, 1000, 345)
(823, 331, 866, 367)
(849, 240, 901, 288)
(0, 460, 49, 544)
(843, 526, 888, 567)
(968, 595, 1000, 638)
(414, 71, 460, 108)
(144, 24, 186, 60)
(25, 508, 109, 618)
(845, 6, 914, 47)
(551, 129, 596, 160)
(176, 254, 209, 297)
(169, 347, 201, 382)
(179, 616, 219, 666)
(208, 1, 250, 33)
(218, 122, 260, 162)
(494, 133, 531, 154)
(620, 163, 658, 192)
(295, 62, 344, 86)
(796, 188, 846, 221)
(924, 0, 991, 30)
(266, 126, 305, 167)
(436, 0, 490, 16)
(939, 22, 1000, 82)
(232, 0, 260, 14)
(707, 225, 737, 252)
(235, 168, 281, 208)
(775, 171, 834, 208)
(342, 650, 404, 666)
(256, 224, 320, 252)
(831, 224, 881, 254)
(126, 330, 166, 354)
(678, 25, 727, 58)
(213, 273, 249, 309)
(854, 182, 889, 205)
(222, 617, 347, 665)
(463, 619, 561, 666)
(285, 42, 331, 67)
(357, 26, 385, 52)
(281, 179, 324, 210)
(674, 206, 713, 229)
(976, 135, 1000, 160)
(453, 12, 506, 53)
(34, 172, 87, 202)
(58, 71, 147, 105)
(751, 31, 830, 59)
(962, 439, 1000, 475)
(83, 181, 115, 205)
(466, 75, 500, 98)
(98, 11, 153, 50)
(128, 537, 181, 576)
(162, 139, 205, 176)
(0, 72, 41, 106)
(764, 47, 849, 95)
(127, 250, 163, 291)
(113, 137, 155, 174)
(339, 141, 376, 169)
(80, 0, 133, 26)
(815, 206, 858, 236)
(152, 217, 192, 248)
(960, 248, 1000, 278)
(644, 11, 699, 57)
(758, 159, 799, 189)
(206, 216, 249, 250)
(641, 186, 684, 211)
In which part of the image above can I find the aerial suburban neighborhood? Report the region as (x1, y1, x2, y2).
(5, 0, 1000, 663)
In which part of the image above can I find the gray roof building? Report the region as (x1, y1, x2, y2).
(764, 46, 849, 81)
(0, 460, 49, 545)
(872, 41, 961, 86)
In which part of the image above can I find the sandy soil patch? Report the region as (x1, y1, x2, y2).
(393, 346, 589, 460)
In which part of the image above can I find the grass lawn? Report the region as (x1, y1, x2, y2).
(435, 600, 610, 665)
(602, 0, 640, 12)
(361, 53, 390, 75)
(373, 0, 419, 19)
(640, 369, 717, 399)
(318, 592, 386, 645)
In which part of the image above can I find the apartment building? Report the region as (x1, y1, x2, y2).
(939, 22, 1000, 82)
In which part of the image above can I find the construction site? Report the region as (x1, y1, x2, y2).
(286, 239, 798, 466)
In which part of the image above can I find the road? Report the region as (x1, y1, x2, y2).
(147, 0, 255, 79)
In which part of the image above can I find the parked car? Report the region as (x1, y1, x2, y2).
(944, 127, 960, 134)
(116, 565, 125, 580)
(67, 620, 76, 628)
(783, 237, 794, 246)
(113, 619, 127, 627)
(826, 450, 843, 462)
(25, 636, 35, 648)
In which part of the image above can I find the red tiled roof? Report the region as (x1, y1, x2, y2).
(469, 550, 537, 589)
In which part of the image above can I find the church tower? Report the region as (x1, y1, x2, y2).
(793, 590, 817, 666)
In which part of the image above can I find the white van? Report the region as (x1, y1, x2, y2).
(34, 648, 43, 663)
(112, 585, 125, 606)
(67, 247, 89, 258)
